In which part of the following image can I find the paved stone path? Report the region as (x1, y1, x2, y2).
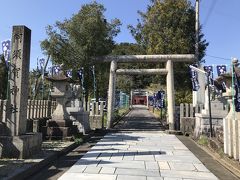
(115, 105, 164, 131)
(59, 107, 218, 180)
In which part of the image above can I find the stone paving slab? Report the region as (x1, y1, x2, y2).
(161, 170, 218, 179)
(59, 173, 117, 180)
(117, 174, 146, 180)
(59, 131, 218, 180)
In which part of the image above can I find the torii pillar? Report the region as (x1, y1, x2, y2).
(107, 60, 117, 129)
(166, 60, 175, 130)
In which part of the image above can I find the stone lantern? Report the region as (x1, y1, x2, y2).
(216, 59, 240, 160)
(42, 73, 77, 140)
(48, 74, 72, 121)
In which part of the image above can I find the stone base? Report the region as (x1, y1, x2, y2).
(165, 130, 183, 135)
(194, 113, 224, 138)
(47, 120, 72, 127)
(180, 117, 195, 135)
(0, 133, 42, 159)
(42, 119, 78, 140)
(42, 127, 73, 140)
(70, 111, 90, 134)
(89, 115, 103, 130)
(0, 122, 10, 136)
(26, 118, 48, 133)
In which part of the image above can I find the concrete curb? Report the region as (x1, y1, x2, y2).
(190, 137, 240, 178)
(112, 108, 131, 127)
(7, 133, 94, 180)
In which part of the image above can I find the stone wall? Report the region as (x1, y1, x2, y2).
(194, 99, 228, 138)
(194, 114, 224, 138)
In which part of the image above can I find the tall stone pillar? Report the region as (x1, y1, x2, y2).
(107, 60, 117, 129)
(166, 60, 175, 130)
(7, 26, 31, 136)
(0, 26, 42, 159)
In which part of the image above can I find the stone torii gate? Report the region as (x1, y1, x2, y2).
(99, 54, 195, 130)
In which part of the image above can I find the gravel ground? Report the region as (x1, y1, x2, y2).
(0, 141, 74, 179)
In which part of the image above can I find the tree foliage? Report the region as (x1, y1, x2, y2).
(111, 43, 147, 93)
(41, 2, 121, 100)
(129, 0, 209, 93)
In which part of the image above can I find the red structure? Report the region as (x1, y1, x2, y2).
(132, 95, 147, 105)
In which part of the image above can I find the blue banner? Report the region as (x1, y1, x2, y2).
(66, 69, 72, 78)
(77, 68, 84, 80)
(52, 65, 61, 75)
(204, 65, 214, 85)
(148, 96, 154, 106)
(155, 91, 165, 108)
(204, 65, 213, 78)
(189, 66, 199, 91)
(204, 65, 213, 72)
(1, 39, 11, 67)
(77, 68, 85, 93)
(39, 58, 45, 68)
(216, 65, 227, 76)
(234, 67, 240, 112)
(156, 99, 165, 108)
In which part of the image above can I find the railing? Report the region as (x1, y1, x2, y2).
(0, 99, 57, 122)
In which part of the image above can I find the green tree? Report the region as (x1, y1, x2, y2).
(129, 0, 208, 95)
(28, 69, 51, 100)
(111, 43, 147, 93)
(41, 2, 121, 102)
(0, 55, 8, 99)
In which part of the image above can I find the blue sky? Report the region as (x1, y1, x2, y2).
(0, 0, 239, 70)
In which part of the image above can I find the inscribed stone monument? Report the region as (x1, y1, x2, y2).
(0, 26, 42, 158)
(7, 26, 31, 136)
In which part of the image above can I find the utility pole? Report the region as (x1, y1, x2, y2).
(193, 0, 200, 107)
(195, 0, 199, 63)
(193, 0, 205, 107)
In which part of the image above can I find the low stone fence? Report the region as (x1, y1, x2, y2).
(179, 103, 203, 135)
(27, 100, 57, 120)
(224, 114, 240, 161)
(87, 101, 105, 130)
(1, 99, 105, 134)
(0, 99, 57, 132)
